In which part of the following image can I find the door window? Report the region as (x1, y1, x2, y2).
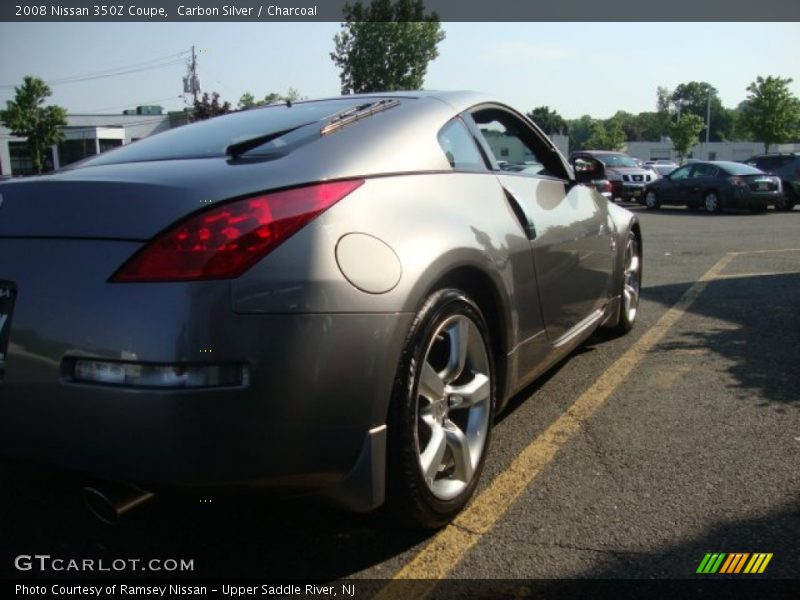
(669, 165, 693, 180)
(468, 107, 569, 180)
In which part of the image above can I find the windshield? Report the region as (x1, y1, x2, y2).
(79, 98, 388, 167)
(593, 153, 639, 168)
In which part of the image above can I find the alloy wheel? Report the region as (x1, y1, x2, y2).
(415, 314, 491, 501)
(622, 234, 641, 324)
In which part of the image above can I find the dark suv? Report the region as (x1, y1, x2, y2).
(743, 153, 800, 211)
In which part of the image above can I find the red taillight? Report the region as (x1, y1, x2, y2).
(601, 180, 613, 193)
(111, 179, 364, 282)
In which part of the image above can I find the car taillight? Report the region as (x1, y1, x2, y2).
(729, 177, 747, 187)
(601, 180, 612, 193)
(111, 179, 364, 282)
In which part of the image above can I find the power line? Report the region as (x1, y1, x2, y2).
(0, 50, 191, 89)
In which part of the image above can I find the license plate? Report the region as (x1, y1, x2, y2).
(0, 284, 16, 382)
(757, 182, 770, 191)
(631, 189, 641, 197)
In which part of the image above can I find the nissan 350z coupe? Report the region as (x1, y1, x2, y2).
(0, 91, 641, 528)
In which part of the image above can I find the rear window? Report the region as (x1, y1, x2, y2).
(721, 163, 763, 176)
(79, 99, 384, 167)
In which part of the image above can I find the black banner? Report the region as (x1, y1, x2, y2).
(2, 0, 799, 22)
(6, 579, 800, 600)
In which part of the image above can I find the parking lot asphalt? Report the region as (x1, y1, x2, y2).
(2, 205, 798, 586)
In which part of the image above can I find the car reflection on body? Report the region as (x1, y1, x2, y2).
(0, 91, 642, 528)
(642, 160, 782, 213)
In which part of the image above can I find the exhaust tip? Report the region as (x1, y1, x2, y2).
(83, 483, 154, 525)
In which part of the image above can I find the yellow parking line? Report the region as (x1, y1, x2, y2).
(730, 248, 800, 255)
(378, 253, 736, 593)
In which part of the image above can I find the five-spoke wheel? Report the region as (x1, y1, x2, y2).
(388, 289, 495, 528)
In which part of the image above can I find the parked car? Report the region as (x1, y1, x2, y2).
(0, 91, 642, 528)
(743, 153, 800, 211)
(569, 150, 658, 202)
(644, 160, 679, 178)
(642, 161, 782, 213)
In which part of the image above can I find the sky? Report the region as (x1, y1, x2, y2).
(1, 22, 798, 119)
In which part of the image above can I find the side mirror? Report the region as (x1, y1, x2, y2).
(571, 156, 606, 183)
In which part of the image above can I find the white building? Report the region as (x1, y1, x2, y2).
(0, 110, 188, 177)
(625, 140, 800, 163)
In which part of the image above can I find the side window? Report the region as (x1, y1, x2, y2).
(469, 107, 568, 180)
(692, 164, 718, 178)
(670, 165, 693, 180)
(436, 118, 486, 172)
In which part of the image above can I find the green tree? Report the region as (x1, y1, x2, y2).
(566, 115, 594, 151)
(584, 118, 626, 151)
(192, 92, 232, 121)
(667, 114, 705, 163)
(331, 0, 445, 94)
(739, 76, 800, 152)
(635, 111, 668, 141)
(0, 76, 67, 174)
(238, 92, 257, 109)
(528, 106, 567, 135)
(238, 88, 305, 109)
(668, 81, 734, 142)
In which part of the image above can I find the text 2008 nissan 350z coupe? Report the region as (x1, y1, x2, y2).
(0, 91, 641, 528)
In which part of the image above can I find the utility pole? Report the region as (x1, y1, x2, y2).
(705, 93, 711, 144)
(182, 45, 201, 105)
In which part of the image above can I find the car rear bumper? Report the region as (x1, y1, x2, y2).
(0, 239, 412, 509)
(723, 188, 780, 210)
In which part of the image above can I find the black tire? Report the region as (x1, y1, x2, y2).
(703, 191, 722, 213)
(386, 289, 496, 529)
(644, 189, 660, 210)
(774, 186, 797, 211)
(608, 230, 642, 336)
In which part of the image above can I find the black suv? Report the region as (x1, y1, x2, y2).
(743, 153, 800, 211)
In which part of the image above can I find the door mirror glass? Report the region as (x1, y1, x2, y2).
(571, 156, 606, 183)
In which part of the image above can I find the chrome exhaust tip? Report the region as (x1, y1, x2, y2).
(83, 482, 154, 525)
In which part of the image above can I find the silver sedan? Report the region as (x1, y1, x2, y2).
(0, 91, 641, 528)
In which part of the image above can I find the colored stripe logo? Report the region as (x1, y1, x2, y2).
(697, 553, 773, 574)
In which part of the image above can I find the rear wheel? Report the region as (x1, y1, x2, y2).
(704, 191, 721, 213)
(774, 186, 797, 211)
(387, 289, 496, 529)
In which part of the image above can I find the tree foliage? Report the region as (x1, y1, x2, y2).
(584, 118, 626, 151)
(528, 106, 567, 135)
(238, 88, 304, 109)
(0, 76, 67, 174)
(661, 81, 734, 142)
(331, 0, 445, 94)
(192, 92, 232, 121)
(739, 75, 800, 152)
(667, 114, 705, 162)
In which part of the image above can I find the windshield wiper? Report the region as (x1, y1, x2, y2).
(225, 123, 314, 158)
(320, 99, 400, 136)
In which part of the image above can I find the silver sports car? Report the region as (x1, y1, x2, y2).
(0, 91, 641, 528)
